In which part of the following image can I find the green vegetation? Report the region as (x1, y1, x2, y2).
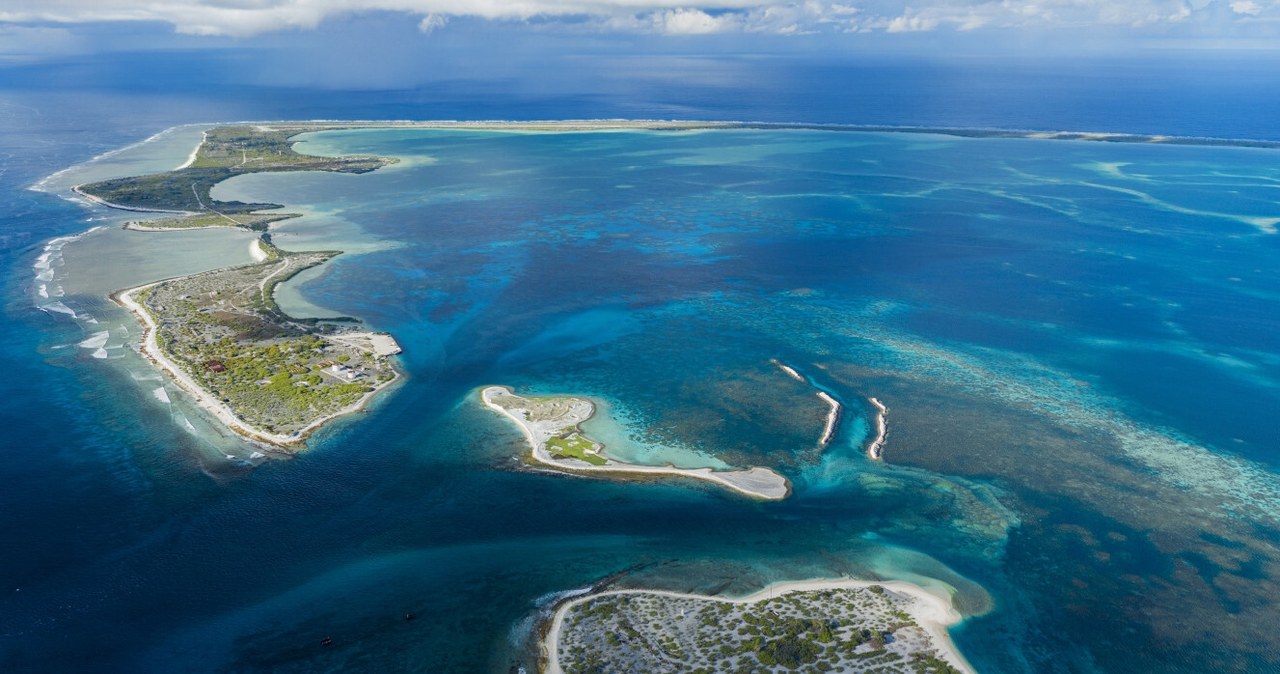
(547, 433, 607, 466)
(756, 634, 821, 667)
(80, 124, 394, 230)
(130, 212, 299, 231)
(140, 249, 398, 440)
(557, 587, 960, 674)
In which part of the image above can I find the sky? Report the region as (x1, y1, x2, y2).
(1, 0, 1278, 50)
(1, 1, 1278, 132)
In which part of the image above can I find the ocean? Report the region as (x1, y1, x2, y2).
(2, 55, 1279, 673)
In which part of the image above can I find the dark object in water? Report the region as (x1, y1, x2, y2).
(404, 613, 415, 621)
(320, 636, 333, 647)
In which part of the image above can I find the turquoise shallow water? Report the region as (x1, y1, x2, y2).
(6, 125, 1280, 673)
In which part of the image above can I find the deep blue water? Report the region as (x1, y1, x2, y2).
(2, 56, 1280, 674)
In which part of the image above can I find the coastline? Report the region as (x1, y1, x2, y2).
(220, 118, 1280, 150)
(112, 280, 400, 449)
(64, 122, 406, 452)
(543, 577, 974, 674)
(71, 184, 197, 215)
(34, 118, 1280, 197)
(176, 130, 207, 170)
(123, 221, 225, 232)
(867, 397, 888, 460)
(480, 386, 790, 500)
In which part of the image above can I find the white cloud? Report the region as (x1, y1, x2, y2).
(418, 12, 448, 32)
(649, 8, 742, 34)
(0, 0, 1273, 37)
(886, 12, 939, 33)
(1230, 0, 1263, 15)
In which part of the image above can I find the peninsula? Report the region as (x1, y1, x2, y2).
(480, 386, 791, 500)
(77, 124, 403, 448)
(77, 124, 393, 230)
(545, 579, 973, 674)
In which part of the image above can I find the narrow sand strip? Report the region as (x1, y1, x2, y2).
(249, 238, 268, 262)
(867, 397, 888, 460)
(771, 358, 805, 382)
(481, 386, 790, 500)
(544, 577, 974, 674)
(817, 390, 842, 446)
(123, 222, 224, 232)
(773, 360, 842, 447)
(72, 185, 196, 215)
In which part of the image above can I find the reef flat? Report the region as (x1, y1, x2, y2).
(481, 385, 791, 500)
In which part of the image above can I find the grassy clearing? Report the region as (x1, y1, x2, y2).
(547, 434, 607, 466)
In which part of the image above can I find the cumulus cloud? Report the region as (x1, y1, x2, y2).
(1230, 0, 1263, 15)
(649, 8, 743, 34)
(418, 12, 448, 32)
(0, 0, 1273, 37)
(857, 0, 1221, 34)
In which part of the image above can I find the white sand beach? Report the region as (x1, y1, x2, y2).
(176, 130, 207, 170)
(249, 238, 268, 262)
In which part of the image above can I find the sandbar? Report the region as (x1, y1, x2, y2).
(770, 358, 805, 383)
(867, 397, 888, 460)
(771, 359, 842, 447)
(817, 391, 842, 446)
(480, 385, 790, 500)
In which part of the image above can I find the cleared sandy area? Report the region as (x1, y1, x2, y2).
(481, 386, 790, 500)
(326, 331, 403, 356)
(545, 577, 974, 674)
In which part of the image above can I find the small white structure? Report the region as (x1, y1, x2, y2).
(326, 364, 363, 381)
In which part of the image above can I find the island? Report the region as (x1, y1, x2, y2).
(113, 242, 400, 448)
(76, 124, 404, 449)
(770, 359, 843, 447)
(480, 386, 791, 500)
(544, 579, 973, 674)
(867, 397, 888, 460)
